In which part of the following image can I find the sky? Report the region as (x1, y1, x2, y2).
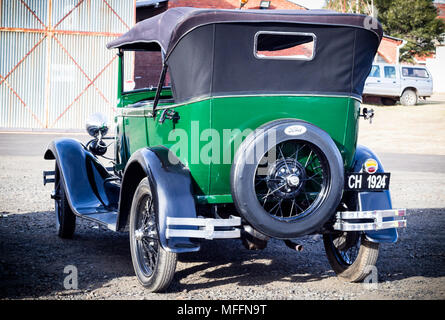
(288, 0, 326, 9)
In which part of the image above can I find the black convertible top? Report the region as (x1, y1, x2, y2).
(108, 7, 383, 103)
(107, 7, 383, 56)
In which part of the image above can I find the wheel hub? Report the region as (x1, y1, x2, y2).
(267, 158, 306, 199)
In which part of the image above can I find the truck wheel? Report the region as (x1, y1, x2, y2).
(323, 232, 379, 282)
(129, 178, 177, 292)
(400, 89, 417, 106)
(54, 164, 76, 238)
(231, 120, 344, 239)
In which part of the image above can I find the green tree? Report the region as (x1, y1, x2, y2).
(326, 0, 445, 62)
(376, 0, 444, 62)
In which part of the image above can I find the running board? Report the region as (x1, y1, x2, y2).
(166, 216, 241, 240)
(333, 209, 407, 231)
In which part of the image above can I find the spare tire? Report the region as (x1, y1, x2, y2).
(231, 119, 344, 239)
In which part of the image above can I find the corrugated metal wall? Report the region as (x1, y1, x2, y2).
(0, 0, 135, 129)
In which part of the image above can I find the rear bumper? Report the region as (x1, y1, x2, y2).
(333, 209, 406, 232)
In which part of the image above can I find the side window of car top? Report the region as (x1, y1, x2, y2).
(369, 65, 381, 78)
(384, 66, 396, 79)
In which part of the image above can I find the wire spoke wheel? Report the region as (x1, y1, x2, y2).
(329, 232, 361, 266)
(129, 178, 177, 292)
(255, 140, 330, 221)
(134, 194, 159, 278)
(323, 231, 379, 282)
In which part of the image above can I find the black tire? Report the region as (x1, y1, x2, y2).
(400, 89, 417, 106)
(323, 232, 379, 282)
(381, 97, 396, 106)
(129, 178, 177, 292)
(54, 164, 76, 238)
(231, 119, 344, 239)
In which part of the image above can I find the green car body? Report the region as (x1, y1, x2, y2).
(116, 77, 361, 204)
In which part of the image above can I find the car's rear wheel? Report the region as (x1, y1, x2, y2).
(400, 89, 417, 106)
(231, 120, 344, 239)
(129, 178, 177, 292)
(323, 232, 379, 282)
(54, 164, 76, 238)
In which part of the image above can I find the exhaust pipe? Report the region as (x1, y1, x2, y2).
(284, 240, 303, 252)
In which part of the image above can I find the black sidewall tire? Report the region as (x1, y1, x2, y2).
(231, 120, 344, 239)
(55, 164, 76, 239)
(129, 177, 177, 292)
(323, 234, 379, 282)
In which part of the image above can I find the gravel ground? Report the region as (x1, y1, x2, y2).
(0, 96, 444, 300)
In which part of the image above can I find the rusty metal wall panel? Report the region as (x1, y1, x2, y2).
(1, 0, 48, 29)
(0, 31, 47, 128)
(53, 0, 133, 33)
(0, 0, 135, 129)
(47, 33, 119, 129)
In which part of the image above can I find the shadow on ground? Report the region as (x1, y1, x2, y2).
(0, 208, 444, 298)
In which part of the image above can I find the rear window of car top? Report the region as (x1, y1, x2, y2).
(254, 31, 316, 61)
(402, 67, 429, 78)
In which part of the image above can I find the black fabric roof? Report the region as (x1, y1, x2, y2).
(106, 7, 383, 56)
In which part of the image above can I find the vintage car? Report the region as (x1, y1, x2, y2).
(43, 7, 406, 292)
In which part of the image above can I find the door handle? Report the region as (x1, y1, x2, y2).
(159, 109, 180, 124)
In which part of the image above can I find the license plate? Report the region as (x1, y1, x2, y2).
(345, 172, 391, 191)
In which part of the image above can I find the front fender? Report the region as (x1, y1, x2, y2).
(119, 147, 200, 253)
(352, 145, 398, 243)
(44, 138, 119, 216)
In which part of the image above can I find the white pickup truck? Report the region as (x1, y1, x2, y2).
(363, 63, 433, 106)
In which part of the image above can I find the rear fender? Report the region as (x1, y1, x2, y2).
(44, 138, 119, 215)
(118, 147, 200, 253)
(351, 145, 398, 243)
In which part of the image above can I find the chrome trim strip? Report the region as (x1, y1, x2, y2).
(116, 93, 362, 116)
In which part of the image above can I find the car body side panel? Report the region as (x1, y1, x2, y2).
(116, 95, 359, 201)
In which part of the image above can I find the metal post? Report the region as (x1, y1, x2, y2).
(44, 0, 52, 128)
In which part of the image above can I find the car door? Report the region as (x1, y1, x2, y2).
(363, 65, 383, 95)
(380, 65, 400, 96)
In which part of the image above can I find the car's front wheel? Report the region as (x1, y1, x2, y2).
(54, 164, 76, 238)
(323, 232, 379, 282)
(129, 178, 177, 292)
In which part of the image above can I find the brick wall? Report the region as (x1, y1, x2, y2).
(167, 0, 307, 10)
(377, 37, 403, 64)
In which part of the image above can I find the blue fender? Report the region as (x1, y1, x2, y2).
(351, 145, 398, 243)
(44, 138, 119, 215)
(118, 147, 200, 253)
